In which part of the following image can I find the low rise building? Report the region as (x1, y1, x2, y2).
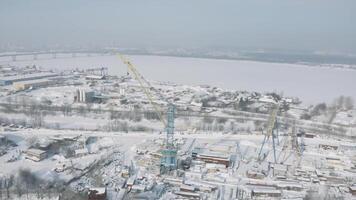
(25, 148, 47, 162)
(252, 188, 281, 198)
(196, 151, 231, 167)
(174, 191, 201, 199)
(0, 72, 58, 86)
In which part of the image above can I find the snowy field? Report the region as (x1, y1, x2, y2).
(1, 54, 356, 104)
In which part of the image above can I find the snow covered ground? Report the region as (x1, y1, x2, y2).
(2, 54, 356, 104)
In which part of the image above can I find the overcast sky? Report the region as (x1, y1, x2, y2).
(0, 0, 355, 54)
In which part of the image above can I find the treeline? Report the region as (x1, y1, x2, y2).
(300, 96, 354, 122)
(0, 169, 86, 200)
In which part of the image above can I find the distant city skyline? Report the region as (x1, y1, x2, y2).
(0, 0, 355, 55)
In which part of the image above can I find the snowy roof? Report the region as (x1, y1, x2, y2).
(0, 72, 58, 81)
(252, 188, 281, 194)
(174, 191, 200, 197)
(26, 148, 46, 155)
(259, 96, 277, 104)
(86, 75, 104, 79)
(97, 137, 114, 147)
(37, 137, 54, 148)
(51, 135, 79, 141)
(89, 187, 106, 194)
(127, 174, 137, 184)
(13, 79, 51, 85)
(198, 151, 230, 159)
(74, 148, 88, 155)
(180, 184, 195, 191)
(131, 185, 146, 191)
(276, 182, 303, 189)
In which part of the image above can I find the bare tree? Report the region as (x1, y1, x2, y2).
(62, 103, 72, 116)
(345, 96, 354, 110)
(78, 105, 86, 116)
(18, 169, 41, 199)
(30, 111, 44, 128)
(3, 175, 14, 199)
(0, 176, 3, 200)
(14, 178, 24, 198)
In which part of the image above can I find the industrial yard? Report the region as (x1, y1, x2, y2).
(1, 0, 355, 199)
(0, 58, 355, 200)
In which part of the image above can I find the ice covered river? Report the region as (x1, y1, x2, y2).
(2, 54, 356, 104)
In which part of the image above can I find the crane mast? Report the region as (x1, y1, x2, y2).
(258, 103, 280, 163)
(160, 103, 177, 173)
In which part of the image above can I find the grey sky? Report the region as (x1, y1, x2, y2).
(0, 0, 355, 54)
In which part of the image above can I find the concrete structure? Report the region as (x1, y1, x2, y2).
(75, 89, 95, 103)
(0, 72, 58, 86)
(195, 150, 231, 167)
(13, 79, 55, 91)
(25, 148, 47, 162)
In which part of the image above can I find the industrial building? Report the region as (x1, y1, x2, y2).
(75, 89, 95, 103)
(13, 79, 56, 91)
(0, 72, 58, 86)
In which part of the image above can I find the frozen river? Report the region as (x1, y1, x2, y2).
(2, 54, 356, 104)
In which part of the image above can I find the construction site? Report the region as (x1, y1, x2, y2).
(0, 53, 355, 200)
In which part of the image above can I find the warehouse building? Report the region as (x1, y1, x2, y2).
(13, 79, 56, 91)
(0, 72, 58, 86)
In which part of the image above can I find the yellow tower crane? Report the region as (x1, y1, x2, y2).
(258, 103, 280, 163)
(117, 53, 177, 173)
